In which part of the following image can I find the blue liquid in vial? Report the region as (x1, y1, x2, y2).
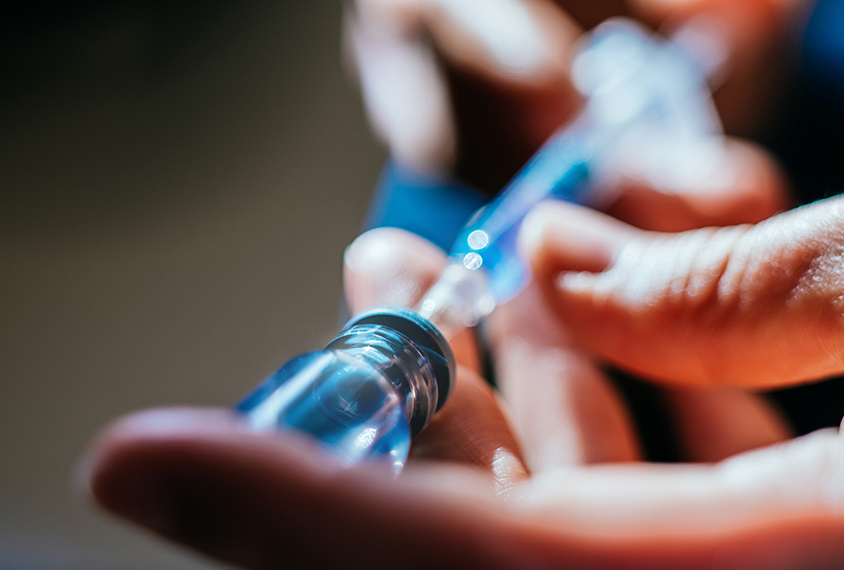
(238, 351, 411, 471)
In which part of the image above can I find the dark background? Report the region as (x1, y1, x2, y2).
(0, 2, 382, 567)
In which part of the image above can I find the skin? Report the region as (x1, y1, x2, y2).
(525, 196, 844, 389)
(86, 221, 844, 569)
(84, 0, 844, 568)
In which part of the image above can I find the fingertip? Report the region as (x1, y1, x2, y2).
(344, 228, 481, 368)
(411, 365, 528, 484)
(608, 139, 790, 231)
(84, 407, 355, 567)
(343, 228, 446, 313)
(677, 140, 789, 225)
(85, 408, 239, 536)
(723, 140, 791, 219)
(521, 201, 633, 277)
(519, 201, 555, 267)
(343, 227, 401, 278)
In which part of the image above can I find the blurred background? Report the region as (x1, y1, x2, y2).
(0, 1, 382, 567)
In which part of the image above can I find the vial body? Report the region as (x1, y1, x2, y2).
(237, 349, 412, 471)
(236, 309, 453, 473)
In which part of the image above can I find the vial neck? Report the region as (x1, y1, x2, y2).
(325, 324, 439, 437)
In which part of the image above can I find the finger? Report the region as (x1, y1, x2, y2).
(485, 282, 641, 473)
(411, 365, 529, 493)
(513, 428, 844, 569)
(344, 227, 444, 314)
(423, 0, 582, 188)
(629, 0, 798, 135)
(588, 137, 793, 460)
(344, 228, 527, 477)
(665, 387, 793, 462)
(343, 227, 479, 371)
(606, 139, 791, 232)
(348, 0, 582, 187)
(344, 4, 456, 172)
(630, 0, 790, 66)
(353, 0, 579, 93)
(519, 427, 844, 540)
(85, 408, 505, 570)
(88, 408, 844, 569)
(524, 196, 844, 388)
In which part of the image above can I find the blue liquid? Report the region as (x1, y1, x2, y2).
(238, 351, 411, 471)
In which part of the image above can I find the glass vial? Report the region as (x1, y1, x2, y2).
(236, 306, 455, 473)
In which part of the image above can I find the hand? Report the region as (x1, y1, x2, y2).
(347, 0, 801, 192)
(82, 4, 816, 563)
(86, 224, 844, 569)
(525, 192, 844, 390)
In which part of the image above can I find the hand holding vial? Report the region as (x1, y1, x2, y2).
(86, 138, 844, 570)
(82, 0, 844, 568)
(87, 207, 844, 568)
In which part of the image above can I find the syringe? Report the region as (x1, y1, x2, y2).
(418, 17, 724, 339)
(236, 18, 725, 471)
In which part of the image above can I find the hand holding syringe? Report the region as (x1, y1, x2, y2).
(237, 18, 726, 471)
(419, 18, 726, 338)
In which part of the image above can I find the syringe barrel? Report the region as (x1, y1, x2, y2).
(441, 18, 718, 311)
(449, 127, 592, 305)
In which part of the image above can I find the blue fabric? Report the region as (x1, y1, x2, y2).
(364, 160, 489, 252)
(802, 0, 844, 103)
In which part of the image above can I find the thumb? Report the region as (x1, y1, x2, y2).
(523, 197, 844, 389)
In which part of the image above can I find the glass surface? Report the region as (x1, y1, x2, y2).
(237, 351, 411, 472)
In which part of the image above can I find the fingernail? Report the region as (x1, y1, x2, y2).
(343, 232, 384, 313)
(444, 0, 548, 76)
(343, 229, 426, 312)
(491, 447, 528, 497)
(521, 202, 629, 273)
